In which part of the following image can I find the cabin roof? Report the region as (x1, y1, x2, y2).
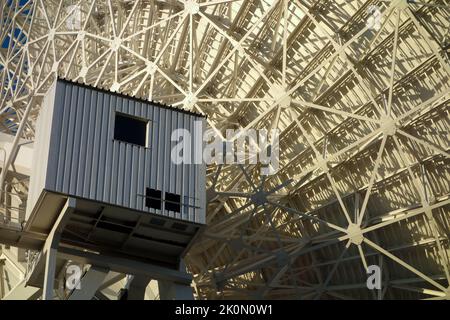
(57, 77, 206, 118)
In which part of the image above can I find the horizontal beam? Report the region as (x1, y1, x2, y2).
(57, 246, 192, 285)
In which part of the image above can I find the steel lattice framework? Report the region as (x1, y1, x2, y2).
(0, 0, 449, 300)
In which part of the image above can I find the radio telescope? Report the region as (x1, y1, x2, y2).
(0, 0, 449, 300)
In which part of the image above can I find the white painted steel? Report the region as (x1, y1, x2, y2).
(0, 0, 449, 300)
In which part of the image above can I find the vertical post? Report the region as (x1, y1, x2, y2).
(42, 247, 57, 300)
(0, 259, 5, 299)
(5, 179, 11, 223)
(41, 197, 76, 300)
(68, 266, 109, 300)
(158, 260, 194, 300)
(125, 274, 151, 300)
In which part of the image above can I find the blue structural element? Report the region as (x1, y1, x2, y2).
(5, 0, 30, 8)
(1, 0, 30, 49)
(1, 28, 27, 49)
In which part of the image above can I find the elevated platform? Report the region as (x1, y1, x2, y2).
(22, 196, 199, 299)
(27, 190, 203, 267)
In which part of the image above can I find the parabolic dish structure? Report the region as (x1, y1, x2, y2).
(0, 0, 449, 299)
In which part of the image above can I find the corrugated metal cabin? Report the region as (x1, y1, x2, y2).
(25, 78, 206, 267)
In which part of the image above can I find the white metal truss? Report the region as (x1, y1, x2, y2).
(0, 0, 449, 300)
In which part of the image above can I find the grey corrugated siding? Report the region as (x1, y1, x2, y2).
(31, 80, 205, 224)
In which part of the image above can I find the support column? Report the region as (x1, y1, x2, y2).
(41, 197, 76, 300)
(68, 266, 109, 300)
(158, 280, 194, 300)
(158, 260, 194, 300)
(125, 274, 151, 300)
(42, 247, 57, 300)
(0, 258, 5, 298)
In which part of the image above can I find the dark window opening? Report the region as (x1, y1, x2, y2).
(145, 188, 162, 210)
(165, 192, 181, 213)
(114, 113, 148, 147)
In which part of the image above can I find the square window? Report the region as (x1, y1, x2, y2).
(145, 188, 161, 210)
(114, 112, 148, 147)
(165, 192, 181, 213)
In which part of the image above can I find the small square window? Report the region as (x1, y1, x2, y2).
(145, 188, 161, 210)
(114, 113, 148, 147)
(165, 192, 181, 213)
